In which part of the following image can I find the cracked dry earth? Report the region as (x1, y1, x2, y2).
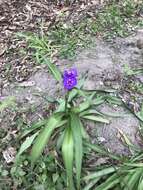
(1, 29, 143, 157)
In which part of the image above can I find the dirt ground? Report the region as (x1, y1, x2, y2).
(1, 28, 143, 157)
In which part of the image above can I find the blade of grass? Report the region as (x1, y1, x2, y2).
(85, 142, 120, 161)
(43, 57, 62, 82)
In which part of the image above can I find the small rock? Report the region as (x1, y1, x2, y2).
(2, 147, 16, 163)
(18, 81, 35, 87)
(97, 137, 106, 143)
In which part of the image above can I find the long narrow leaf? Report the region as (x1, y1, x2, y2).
(82, 115, 109, 124)
(93, 96, 105, 105)
(80, 124, 89, 139)
(43, 57, 62, 82)
(126, 170, 141, 189)
(79, 109, 103, 117)
(21, 119, 48, 138)
(84, 167, 117, 181)
(62, 127, 74, 190)
(83, 178, 100, 190)
(138, 175, 143, 190)
(70, 113, 83, 189)
(17, 131, 39, 158)
(85, 142, 120, 160)
(31, 113, 63, 162)
(95, 174, 120, 190)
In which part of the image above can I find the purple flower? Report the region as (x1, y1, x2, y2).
(64, 68, 77, 78)
(63, 68, 78, 90)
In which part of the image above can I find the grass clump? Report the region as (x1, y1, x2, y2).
(17, 22, 90, 64)
(17, 0, 142, 66)
(89, 0, 143, 38)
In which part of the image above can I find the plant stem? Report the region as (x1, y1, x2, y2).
(65, 91, 69, 114)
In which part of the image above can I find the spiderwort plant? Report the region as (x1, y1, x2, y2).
(17, 67, 109, 190)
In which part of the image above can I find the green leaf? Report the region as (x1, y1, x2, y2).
(84, 167, 117, 181)
(68, 88, 78, 102)
(95, 173, 120, 190)
(83, 88, 116, 94)
(68, 77, 87, 102)
(80, 124, 89, 139)
(138, 175, 143, 190)
(43, 57, 62, 82)
(121, 172, 132, 189)
(76, 89, 87, 98)
(141, 103, 143, 118)
(93, 96, 105, 105)
(124, 163, 143, 167)
(82, 115, 109, 124)
(85, 142, 120, 160)
(62, 127, 74, 190)
(72, 101, 91, 113)
(106, 95, 122, 105)
(31, 113, 63, 162)
(135, 112, 143, 122)
(17, 131, 39, 158)
(126, 170, 141, 189)
(79, 109, 103, 117)
(56, 132, 64, 151)
(56, 99, 66, 113)
(21, 119, 48, 138)
(70, 113, 83, 189)
(83, 178, 100, 190)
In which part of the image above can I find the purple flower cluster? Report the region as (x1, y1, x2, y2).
(63, 68, 78, 90)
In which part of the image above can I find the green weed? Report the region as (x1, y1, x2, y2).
(84, 152, 143, 190)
